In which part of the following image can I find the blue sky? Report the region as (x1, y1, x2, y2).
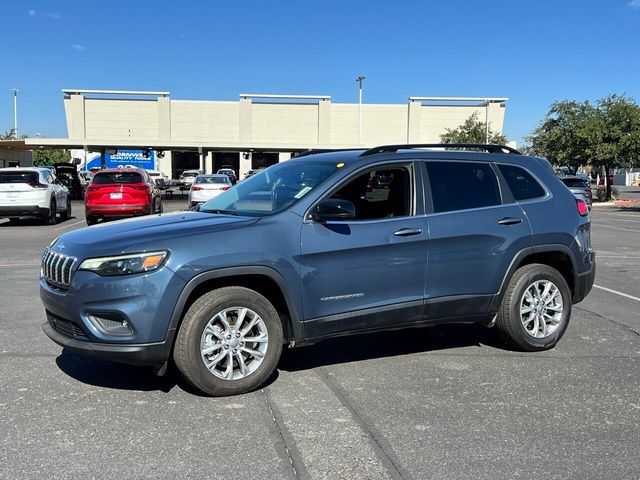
(1, 0, 639, 144)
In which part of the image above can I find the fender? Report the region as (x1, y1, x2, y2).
(489, 244, 578, 312)
(166, 265, 304, 342)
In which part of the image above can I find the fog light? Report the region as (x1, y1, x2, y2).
(87, 314, 133, 336)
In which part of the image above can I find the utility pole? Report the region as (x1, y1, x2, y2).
(11, 89, 19, 138)
(356, 76, 366, 144)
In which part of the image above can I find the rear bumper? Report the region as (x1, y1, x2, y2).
(0, 205, 48, 217)
(86, 205, 151, 218)
(42, 322, 173, 366)
(573, 256, 596, 304)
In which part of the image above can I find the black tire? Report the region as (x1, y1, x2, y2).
(60, 198, 71, 221)
(173, 286, 283, 396)
(8, 218, 20, 225)
(496, 263, 571, 351)
(86, 216, 97, 226)
(45, 199, 57, 225)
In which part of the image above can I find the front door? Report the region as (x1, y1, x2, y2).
(300, 163, 428, 338)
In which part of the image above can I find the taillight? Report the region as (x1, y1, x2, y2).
(576, 199, 589, 216)
(191, 186, 202, 191)
(221, 186, 230, 191)
(28, 181, 46, 189)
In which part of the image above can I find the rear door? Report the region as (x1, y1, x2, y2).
(300, 162, 428, 337)
(423, 160, 532, 319)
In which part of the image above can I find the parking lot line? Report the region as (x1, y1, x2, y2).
(593, 284, 640, 302)
(0, 263, 40, 268)
(54, 220, 85, 231)
(591, 224, 640, 233)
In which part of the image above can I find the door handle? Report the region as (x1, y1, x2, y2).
(497, 217, 523, 225)
(393, 228, 423, 237)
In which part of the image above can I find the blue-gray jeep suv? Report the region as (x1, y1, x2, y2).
(40, 144, 595, 396)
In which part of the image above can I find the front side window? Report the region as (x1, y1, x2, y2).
(326, 166, 412, 220)
(498, 164, 546, 200)
(200, 161, 341, 216)
(427, 162, 501, 213)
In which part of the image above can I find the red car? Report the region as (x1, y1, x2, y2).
(84, 168, 162, 225)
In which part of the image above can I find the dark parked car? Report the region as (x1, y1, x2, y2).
(84, 168, 162, 225)
(40, 144, 595, 396)
(54, 164, 83, 200)
(560, 176, 593, 208)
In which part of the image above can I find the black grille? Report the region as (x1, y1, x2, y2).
(46, 312, 88, 341)
(42, 249, 76, 289)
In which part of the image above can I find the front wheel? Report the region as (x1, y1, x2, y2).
(173, 287, 283, 396)
(496, 264, 571, 351)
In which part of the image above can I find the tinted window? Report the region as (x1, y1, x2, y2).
(329, 166, 411, 220)
(93, 172, 143, 184)
(560, 178, 588, 188)
(427, 162, 501, 213)
(0, 171, 39, 184)
(498, 164, 546, 200)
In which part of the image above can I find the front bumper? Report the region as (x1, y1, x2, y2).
(42, 322, 173, 365)
(39, 265, 186, 366)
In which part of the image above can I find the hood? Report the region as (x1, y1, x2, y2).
(49, 211, 260, 258)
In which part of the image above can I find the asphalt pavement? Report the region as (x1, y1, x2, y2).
(0, 200, 638, 480)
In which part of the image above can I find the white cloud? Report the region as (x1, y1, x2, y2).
(629, 0, 640, 9)
(44, 12, 61, 19)
(71, 44, 86, 51)
(28, 9, 36, 16)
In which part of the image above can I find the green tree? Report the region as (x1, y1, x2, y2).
(440, 112, 509, 145)
(1, 129, 16, 140)
(32, 149, 71, 167)
(528, 94, 640, 200)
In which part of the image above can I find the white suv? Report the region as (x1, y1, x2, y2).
(0, 167, 71, 224)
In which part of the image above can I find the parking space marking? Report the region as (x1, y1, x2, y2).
(54, 220, 85, 231)
(591, 224, 640, 233)
(0, 263, 40, 268)
(593, 284, 640, 302)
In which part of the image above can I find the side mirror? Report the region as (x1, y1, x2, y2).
(309, 199, 356, 222)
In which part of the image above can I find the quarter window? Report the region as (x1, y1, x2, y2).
(498, 164, 546, 201)
(328, 166, 412, 220)
(427, 162, 501, 213)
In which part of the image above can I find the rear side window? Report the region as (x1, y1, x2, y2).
(0, 171, 39, 184)
(498, 165, 546, 201)
(427, 162, 501, 213)
(93, 172, 143, 185)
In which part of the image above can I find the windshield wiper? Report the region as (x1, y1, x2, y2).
(200, 208, 240, 216)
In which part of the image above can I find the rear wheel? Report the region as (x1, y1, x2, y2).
(173, 287, 283, 396)
(496, 264, 571, 351)
(45, 199, 57, 225)
(86, 216, 97, 226)
(60, 197, 71, 221)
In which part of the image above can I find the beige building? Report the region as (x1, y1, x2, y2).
(16, 89, 509, 179)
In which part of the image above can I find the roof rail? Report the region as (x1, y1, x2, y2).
(292, 148, 364, 159)
(360, 143, 522, 157)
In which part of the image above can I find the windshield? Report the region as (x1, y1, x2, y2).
(0, 171, 39, 184)
(200, 161, 340, 215)
(93, 172, 143, 184)
(197, 176, 230, 184)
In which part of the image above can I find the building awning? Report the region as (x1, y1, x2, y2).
(0, 138, 364, 152)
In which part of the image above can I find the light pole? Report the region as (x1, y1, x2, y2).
(356, 76, 366, 144)
(11, 89, 19, 139)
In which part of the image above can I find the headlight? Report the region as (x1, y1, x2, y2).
(78, 251, 168, 276)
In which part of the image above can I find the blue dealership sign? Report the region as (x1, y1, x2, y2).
(85, 150, 156, 170)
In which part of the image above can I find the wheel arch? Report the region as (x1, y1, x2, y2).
(491, 245, 577, 312)
(168, 266, 303, 346)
